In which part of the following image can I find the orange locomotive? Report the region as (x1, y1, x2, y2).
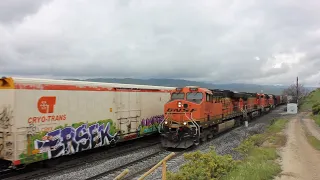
(159, 86, 278, 149)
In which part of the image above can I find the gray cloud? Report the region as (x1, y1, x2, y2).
(0, 0, 320, 86)
(0, 0, 52, 24)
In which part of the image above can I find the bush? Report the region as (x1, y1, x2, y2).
(312, 102, 320, 115)
(167, 146, 237, 180)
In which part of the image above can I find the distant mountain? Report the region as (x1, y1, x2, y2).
(63, 78, 317, 94)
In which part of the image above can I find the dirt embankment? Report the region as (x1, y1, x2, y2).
(275, 115, 320, 180)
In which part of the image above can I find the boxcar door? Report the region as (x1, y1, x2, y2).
(128, 92, 141, 133)
(116, 91, 130, 135)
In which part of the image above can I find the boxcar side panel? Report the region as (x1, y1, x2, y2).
(14, 90, 117, 164)
(138, 92, 170, 135)
(115, 91, 171, 140)
(12, 89, 171, 165)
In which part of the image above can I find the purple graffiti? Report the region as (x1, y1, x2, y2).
(141, 115, 164, 127)
(34, 122, 117, 159)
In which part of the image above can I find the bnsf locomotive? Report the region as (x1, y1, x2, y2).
(159, 86, 286, 148)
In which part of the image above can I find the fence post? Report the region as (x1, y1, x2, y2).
(114, 169, 129, 180)
(162, 161, 167, 180)
(138, 152, 175, 180)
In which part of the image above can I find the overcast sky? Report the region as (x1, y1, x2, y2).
(0, 0, 319, 86)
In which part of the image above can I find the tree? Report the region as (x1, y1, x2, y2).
(282, 83, 310, 104)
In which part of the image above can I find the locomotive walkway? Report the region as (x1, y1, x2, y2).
(275, 113, 320, 180)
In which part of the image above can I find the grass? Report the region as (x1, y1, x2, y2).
(310, 114, 320, 127)
(221, 148, 281, 180)
(306, 135, 320, 151)
(300, 89, 320, 126)
(221, 118, 289, 180)
(300, 89, 320, 111)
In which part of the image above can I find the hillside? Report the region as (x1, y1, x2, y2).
(64, 78, 301, 94)
(301, 89, 320, 111)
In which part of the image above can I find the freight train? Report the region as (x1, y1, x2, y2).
(159, 86, 287, 148)
(0, 77, 175, 169)
(0, 77, 287, 169)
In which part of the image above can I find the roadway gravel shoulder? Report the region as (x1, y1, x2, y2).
(275, 114, 320, 180)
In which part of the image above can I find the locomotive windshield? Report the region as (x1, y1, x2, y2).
(187, 92, 203, 103)
(171, 93, 185, 100)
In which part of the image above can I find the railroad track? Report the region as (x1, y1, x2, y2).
(2, 139, 161, 180)
(83, 150, 178, 180)
(88, 126, 237, 180)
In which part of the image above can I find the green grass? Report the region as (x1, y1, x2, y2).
(310, 114, 320, 127)
(267, 119, 289, 133)
(306, 135, 320, 151)
(221, 118, 289, 180)
(221, 148, 281, 180)
(300, 89, 320, 111)
(301, 89, 320, 126)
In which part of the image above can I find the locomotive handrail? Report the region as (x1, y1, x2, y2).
(185, 112, 200, 138)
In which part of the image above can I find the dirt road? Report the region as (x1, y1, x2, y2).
(275, 114, 320, 180)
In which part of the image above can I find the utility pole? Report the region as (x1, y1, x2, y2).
(296, 76, 299, 105)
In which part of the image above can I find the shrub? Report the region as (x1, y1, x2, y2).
(312, 102, 320, 115)
(167, 146, 237, 180)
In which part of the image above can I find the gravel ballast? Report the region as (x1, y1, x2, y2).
(34, 144, 162, 180)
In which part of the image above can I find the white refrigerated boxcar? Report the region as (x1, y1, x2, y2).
(0, 77, 175, 167)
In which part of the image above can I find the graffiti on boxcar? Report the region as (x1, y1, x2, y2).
(138, 115, 164, 135)
(19, 119, 118, 164)
(27, 123, 38, 135)
(0, 105, 13, 129)
(34, 122, 118, 159)
(0, 105, 13, 158)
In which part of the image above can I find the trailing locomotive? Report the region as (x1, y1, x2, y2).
(159, 86, 286, 149)
(0, 77, 175, 169)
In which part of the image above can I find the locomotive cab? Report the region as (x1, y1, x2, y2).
(159, 86, 213, 148)
(161, 87, 208, 126)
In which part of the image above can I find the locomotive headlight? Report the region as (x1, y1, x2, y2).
(183, 122, 187, 125)
(178, 101, 182, 107)
(164, 121, 168, 124)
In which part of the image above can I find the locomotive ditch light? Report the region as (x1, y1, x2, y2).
(165, 121, 168, 124)
(183, 122, 187, 125)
